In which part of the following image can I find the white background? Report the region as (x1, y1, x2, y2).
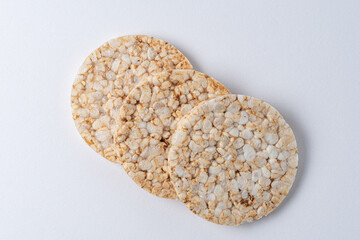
(1, 0, 360, 239)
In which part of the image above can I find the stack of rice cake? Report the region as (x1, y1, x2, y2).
(71, 35, 298, 226)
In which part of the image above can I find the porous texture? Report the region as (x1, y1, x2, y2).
(168, 94, 298, 225)
(113, 70, 229, 199)
(71, 35, 192, 162)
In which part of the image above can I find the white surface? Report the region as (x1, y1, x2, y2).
(1, 0, 360, 239)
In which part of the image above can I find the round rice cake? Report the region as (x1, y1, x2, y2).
(168, 94, 298, 225)
(71, 35, 192, 162)
(113, 70, 229, 199)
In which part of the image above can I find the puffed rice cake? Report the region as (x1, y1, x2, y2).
(71, 35, 193, 162)
(168, 94, 298, 225)
(113, 70, 229, 199)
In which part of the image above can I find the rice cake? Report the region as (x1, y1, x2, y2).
(113, 70, 229, 199)
(168, 94, 298, 225)
(71, 35, 192, 162)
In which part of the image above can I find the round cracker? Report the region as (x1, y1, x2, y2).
(168, 94, 298, 225)
(71, 35, 192, 162)
(113, 70, 229, 199)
